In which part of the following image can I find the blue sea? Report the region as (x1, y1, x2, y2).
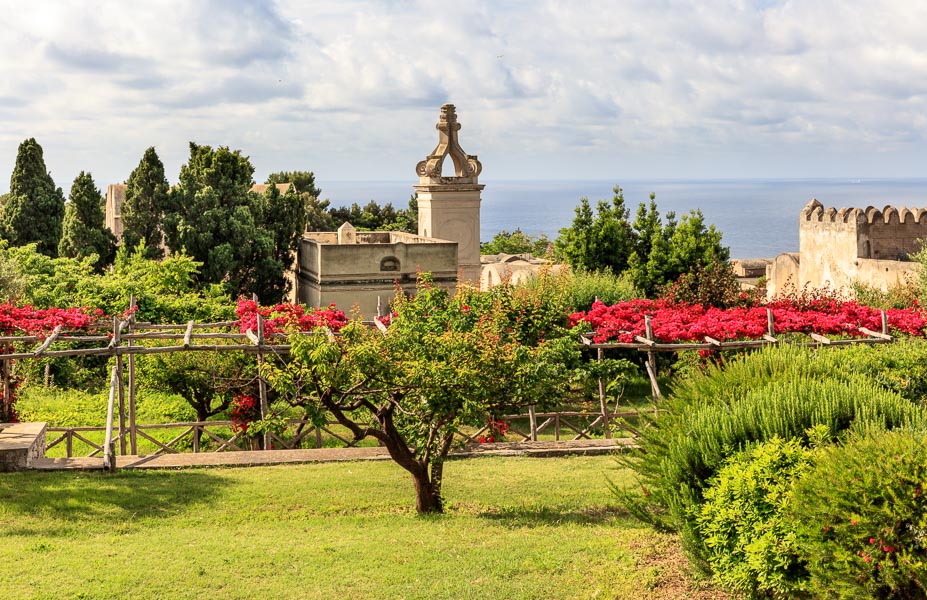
(317, 179, 927, 259)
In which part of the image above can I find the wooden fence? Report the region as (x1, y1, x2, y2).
(2, 301, 897, 469)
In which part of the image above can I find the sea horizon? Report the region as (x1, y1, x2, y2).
(318, 177, 927, 259)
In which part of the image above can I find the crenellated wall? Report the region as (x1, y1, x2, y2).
(769, 199, 923, 298)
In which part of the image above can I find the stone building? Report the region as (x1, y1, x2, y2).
(104, 184, 126, 241)
(296, 104, 484, 317)
(297, 223, 457, 318)
(766, 199, 923, 298)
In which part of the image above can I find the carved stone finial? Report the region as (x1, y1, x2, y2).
(416, 103, 482, 181)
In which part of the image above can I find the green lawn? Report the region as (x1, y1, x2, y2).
(0, 455, 724, 599)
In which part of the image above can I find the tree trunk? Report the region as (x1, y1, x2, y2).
(412, 470, 443, 514)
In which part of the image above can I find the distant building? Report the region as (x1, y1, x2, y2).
(297, 222, 458, 318)
(480, 253, 566, 289)
(104, 184, 126, 241)
(766, 199, 922, 298)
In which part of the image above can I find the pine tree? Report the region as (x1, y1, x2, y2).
(58, 172, 117, 271)
(2, 138, 66, 256)
(164, 143, 304, 303)
(123, 147, 169, 259)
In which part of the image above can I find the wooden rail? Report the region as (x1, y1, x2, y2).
(3, 300, 902, 466)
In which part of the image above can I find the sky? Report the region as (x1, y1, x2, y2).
(2, 0, 927, 195)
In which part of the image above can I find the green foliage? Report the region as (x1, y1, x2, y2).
(660, 258, 747, 308)
(265, 170, 320, 198)
(303, 195, 335, 231)
(2, 138, 66, 257)
(163, 142, 303, 303)
(0, 240, 24, 301)
(136, 344, 254, 423)
(792, 429, 927, 599)
(122, 147, 169, 259)
(621, 344, 927, 573)
(328, 196, 418, 233)
(481, 228, 552, 256)
(697, 435, 819, 599)
(58, 171, 116, 271)
(1, 242, 232, 323)
(555, 186, 635, 274)
(265, 275, 579, 512)
(555, 185, 729, 298)
(852, 278, 920, 310)
(506, 265, 639, 317)
(828, 339, 927, 406)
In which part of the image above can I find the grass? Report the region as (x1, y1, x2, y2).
(0, 455, 724, 599)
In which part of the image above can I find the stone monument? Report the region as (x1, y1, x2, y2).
(414, 104, 484, 285)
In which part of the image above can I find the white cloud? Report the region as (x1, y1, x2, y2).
(1, 0, 927, 193)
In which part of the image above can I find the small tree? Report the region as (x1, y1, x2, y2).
(58, 172, 117, 271)
(481, 229, 552, 256)
(265, 170, 321, 199)
(123, 147, 169, 259)
(2, 138, 66, 256)
(555, 186, 635, 274)
(264, 277, 577, 513)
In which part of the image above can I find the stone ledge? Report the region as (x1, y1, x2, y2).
(0, 422, 47, 471)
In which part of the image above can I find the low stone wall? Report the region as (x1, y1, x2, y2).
(0, 422, 47, 471)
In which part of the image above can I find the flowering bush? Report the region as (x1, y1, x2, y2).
(477, 418, 510, 443)
(571, 298, 927, 344)
(236, 300, 347, 335)
(229, 394, 260, 435)
(792, 429, 927, 598)
(0, 304, 103, 335)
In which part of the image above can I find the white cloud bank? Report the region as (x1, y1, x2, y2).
(1, 0, 926, 192)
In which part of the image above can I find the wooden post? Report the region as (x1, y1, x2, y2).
(127, 295, 137, 455)
(644, 316, 661, 405)
(114, 316, 127, 455)
(1, 355, 9, 423)
(103, 365, 118, 472)
(528, 404, 538, 441)
(767, 308, 775, 337)
(254, 295, 270, 451)
(881, 310, 888, 336)
(597, 347, 611, 439)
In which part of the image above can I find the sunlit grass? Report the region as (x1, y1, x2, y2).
(0, 455, 722, 599)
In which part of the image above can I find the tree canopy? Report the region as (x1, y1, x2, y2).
(328, 197, 418, 233)
(123, 147, 169, 259)
(265, 170, 321, 199)
(481, 228, 552, 256)
(556, 185, 730, 297)
(162, 143, 304, 303)
(2, 138, 66, 257)
(265, 277, 578, 513)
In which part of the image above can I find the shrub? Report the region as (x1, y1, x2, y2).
(620, 346, 927, 572)
(697, 435, 818, 599)
(519, 267, 640, 314)
(792, 429, 927, 599)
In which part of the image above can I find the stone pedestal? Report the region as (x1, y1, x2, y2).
(0, 422, 47, 471)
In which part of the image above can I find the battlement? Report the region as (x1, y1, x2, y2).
(801, 199, 927, 225)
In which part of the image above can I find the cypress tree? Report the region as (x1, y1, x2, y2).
(2, 138, 66, 256)
(58, 172, 117, 271)
(123, 147, 169, 259)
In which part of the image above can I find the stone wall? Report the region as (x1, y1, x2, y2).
(767, 199, 923, 299)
